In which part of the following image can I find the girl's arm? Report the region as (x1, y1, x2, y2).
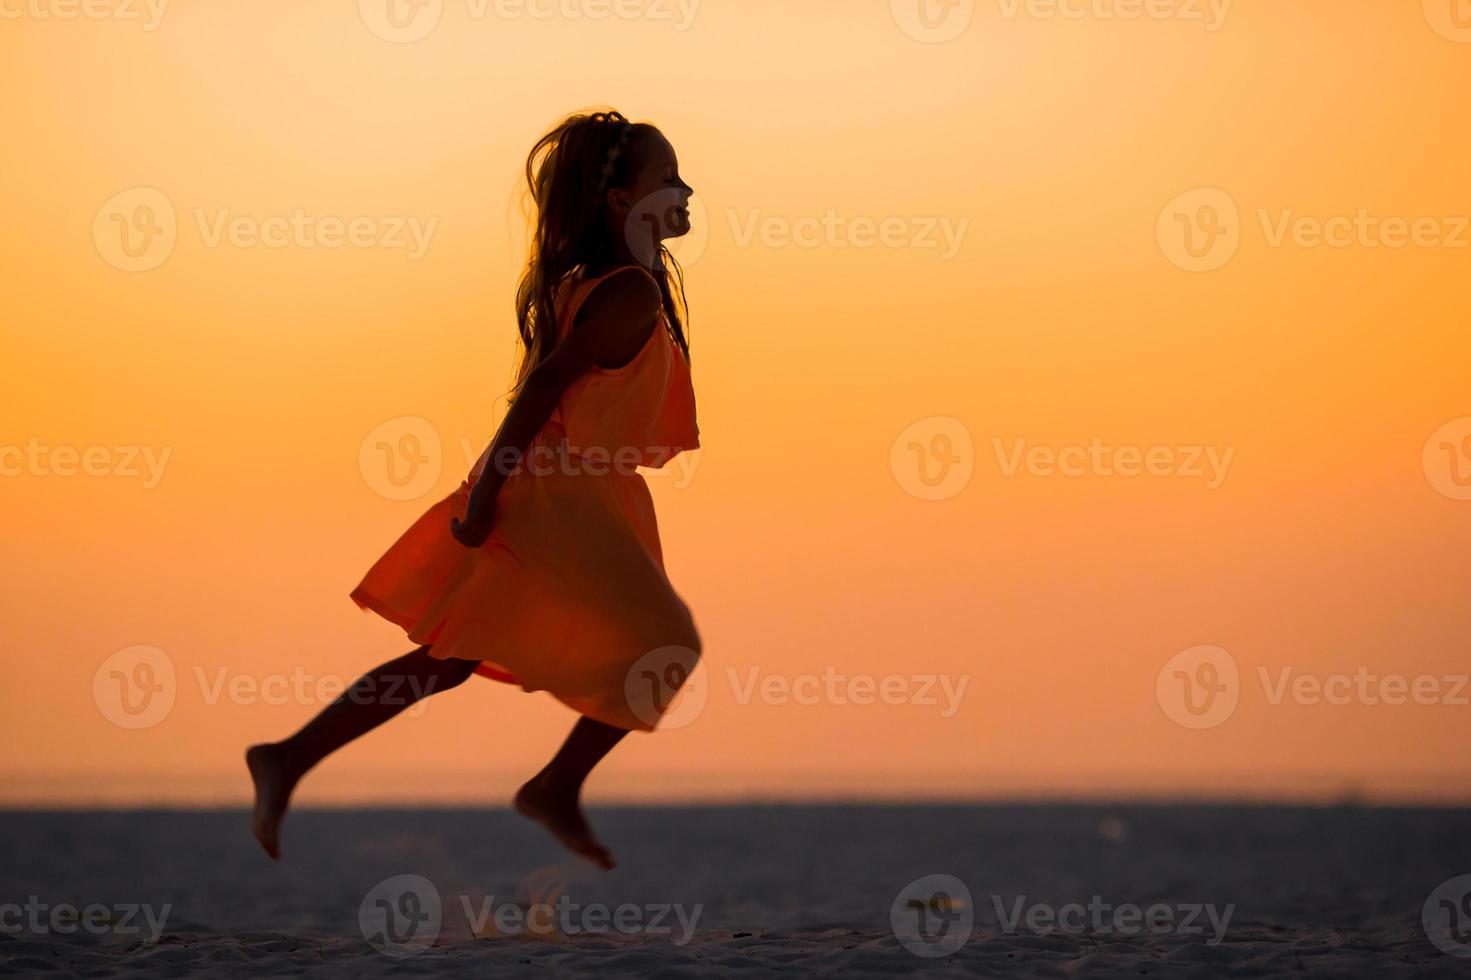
(450, 269, 663, 547)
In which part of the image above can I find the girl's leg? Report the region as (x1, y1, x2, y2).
(246, 645, 479, 859)
(514, 717, 629, 870)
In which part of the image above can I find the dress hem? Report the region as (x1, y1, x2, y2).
(348, 585, 656, 732)
(348, 586, 520, 685)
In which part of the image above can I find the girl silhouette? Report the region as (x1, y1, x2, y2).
(247, 109, 701, 870)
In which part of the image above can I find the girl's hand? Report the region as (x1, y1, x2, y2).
(450, 510, 495, 548)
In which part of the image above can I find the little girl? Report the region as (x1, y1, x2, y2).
(247, 110, 701, 870)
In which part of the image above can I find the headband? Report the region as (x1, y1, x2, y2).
(596, 121, 635, 192)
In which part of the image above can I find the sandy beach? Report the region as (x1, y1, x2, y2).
(2, 804, 1468, 976)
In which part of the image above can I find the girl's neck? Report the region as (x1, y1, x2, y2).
(589, 224, 662, 276)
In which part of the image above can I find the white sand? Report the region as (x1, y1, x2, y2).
(1, 805, 1466, 976)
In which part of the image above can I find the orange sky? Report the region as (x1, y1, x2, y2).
(3, 0, 1470, 806)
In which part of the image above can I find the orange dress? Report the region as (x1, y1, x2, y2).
(348, 266, 701, 732)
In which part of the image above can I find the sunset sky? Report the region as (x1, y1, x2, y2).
(3, 0, 1470, 806)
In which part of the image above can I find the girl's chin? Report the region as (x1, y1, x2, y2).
(663, 208, 692, 238)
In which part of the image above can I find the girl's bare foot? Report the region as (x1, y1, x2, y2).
(246, 743, 297, 860)
(514, 776, 616, 870)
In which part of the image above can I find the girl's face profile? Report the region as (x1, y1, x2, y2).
(611, 131, 694, 243)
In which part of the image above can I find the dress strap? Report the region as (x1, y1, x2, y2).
(558, 265, 660, 336)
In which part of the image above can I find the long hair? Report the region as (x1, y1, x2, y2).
(512, 109, 691, 395)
